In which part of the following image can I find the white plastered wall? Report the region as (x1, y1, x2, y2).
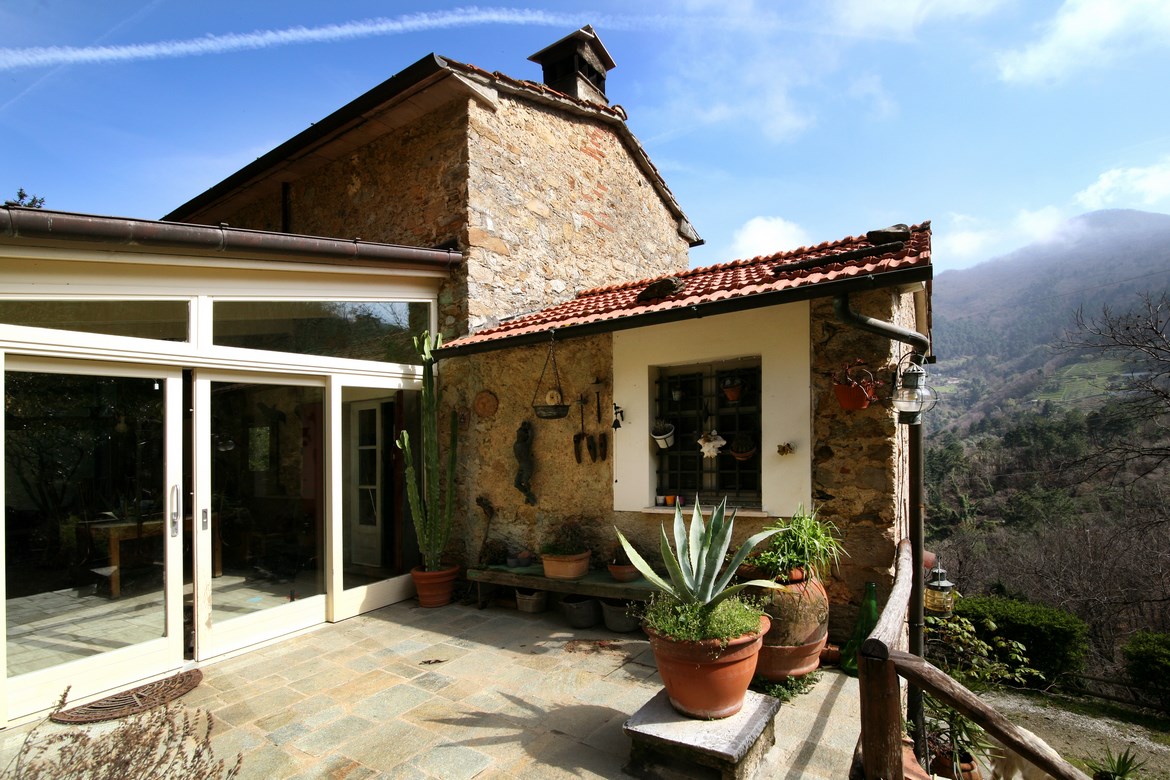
(612, 301, 811, 516)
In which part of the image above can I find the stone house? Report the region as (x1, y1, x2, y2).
(0, 26, 931, 722)
(166, 26, 933, 634)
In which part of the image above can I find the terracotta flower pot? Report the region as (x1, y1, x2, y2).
(410, 564, 458, 608)
(541, 551, 591, 580)
(929, 750, 983, 780)
(756, 575, 829, 681)
(645, 614, 769, 719)
(607, 563, 640, 582)
(834, 382, 875, 410)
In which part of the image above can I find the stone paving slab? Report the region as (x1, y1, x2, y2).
(0, 600, 861, 779)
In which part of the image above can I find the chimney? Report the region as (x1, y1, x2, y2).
(528, 25, 616, 105)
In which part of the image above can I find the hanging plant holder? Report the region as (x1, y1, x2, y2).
(531, 338, 571, 419)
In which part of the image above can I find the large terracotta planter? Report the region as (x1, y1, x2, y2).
(541, 551, 590, 580)
(757, 574, 829, 681)
(411, 564, 458, 608)
(645, 615, 770, 719)
(929, 751, 983, 780)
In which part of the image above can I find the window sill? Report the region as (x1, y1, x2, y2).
(640, 506, 769, 518)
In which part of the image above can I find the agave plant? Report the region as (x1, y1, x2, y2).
(616, 497, 782, 608)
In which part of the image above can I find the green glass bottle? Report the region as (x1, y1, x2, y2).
(839, 581, 879, 676)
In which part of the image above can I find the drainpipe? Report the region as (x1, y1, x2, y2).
(833, 291, 930, 763)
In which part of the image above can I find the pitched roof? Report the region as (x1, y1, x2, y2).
(164, 52, 699, 245)
(438, 222, 931, 357)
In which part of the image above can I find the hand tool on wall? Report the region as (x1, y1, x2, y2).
(574, 395, 587, 463)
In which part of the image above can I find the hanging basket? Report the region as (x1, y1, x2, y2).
(833, 365, 880, 410)
(531, 338, 571, 419)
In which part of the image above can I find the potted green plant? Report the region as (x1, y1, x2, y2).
(540, 518, 592, 580)
(924, 611, 1041, 779)
(616, 497, 781, 719)
(1086, 746, 1147, 780)
(396, 331, 459, 607)
(651, 418, 675, 448)
(744, 505, 846, 681)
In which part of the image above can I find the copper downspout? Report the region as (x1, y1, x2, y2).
(833, 291, 931, 764)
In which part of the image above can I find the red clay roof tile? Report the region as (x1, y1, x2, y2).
(443, 222, 931, 353)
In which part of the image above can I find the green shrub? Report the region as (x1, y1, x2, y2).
(1123, 631, 1170, 715)
(956, 596, 1088, 686)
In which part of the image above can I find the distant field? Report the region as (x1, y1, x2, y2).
(1032, 358, 1127, 404)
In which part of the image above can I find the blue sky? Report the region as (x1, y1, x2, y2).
(2, 1, 1169, 273)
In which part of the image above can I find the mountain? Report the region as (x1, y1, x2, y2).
(931, 209, 1170, 429)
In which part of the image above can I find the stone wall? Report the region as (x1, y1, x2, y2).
(810, 287, 920, 639)
(214, 98, 472, 338)
(464, 95, 691, 332)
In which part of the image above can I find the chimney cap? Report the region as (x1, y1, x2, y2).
(528, 24, 616, 72)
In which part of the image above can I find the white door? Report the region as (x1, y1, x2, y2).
(3, 356, 185, 722)
(349, 400, 384, 567)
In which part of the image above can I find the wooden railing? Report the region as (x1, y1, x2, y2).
(855, 539, 1090, 780)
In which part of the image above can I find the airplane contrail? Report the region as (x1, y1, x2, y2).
(0, 7, 629, 71)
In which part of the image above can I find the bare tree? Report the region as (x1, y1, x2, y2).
(1065, 292, 1170, 482)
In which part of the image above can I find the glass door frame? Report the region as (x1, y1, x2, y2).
(190, 369, 328, 662)
(2, 354, 185, 724)
(329, 375, 417, 621)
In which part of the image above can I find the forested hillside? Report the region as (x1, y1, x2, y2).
(926, 210, 1170, 695)
(931, 209, 1170, 430)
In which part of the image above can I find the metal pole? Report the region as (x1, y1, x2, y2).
(907, 420, 926, 762)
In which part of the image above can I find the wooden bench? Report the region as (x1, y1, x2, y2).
(466, 565, 658, 608)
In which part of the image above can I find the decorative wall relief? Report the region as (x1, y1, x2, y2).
(513, 420, 537, 505)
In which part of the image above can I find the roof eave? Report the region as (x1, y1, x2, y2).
(434, 265, 932, 359)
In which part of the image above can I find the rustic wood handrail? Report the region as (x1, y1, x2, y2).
(855, 539, 1090, 780)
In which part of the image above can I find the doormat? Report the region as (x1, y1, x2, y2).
(49, 669, 203, 724)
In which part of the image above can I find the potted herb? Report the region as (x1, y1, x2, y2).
(540, 518, 592, 580)
(832, 359, 882, 410)
(396, 331, 459, 607)
(745, 506, 846, 681)
(651, 418, 675, 449)
(616, 497, 781, 719)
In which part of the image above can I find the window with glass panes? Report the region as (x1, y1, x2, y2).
(654, 361, 761, 509)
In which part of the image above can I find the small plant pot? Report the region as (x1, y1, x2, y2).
(729, 447, 757, 461)
(671, 389, 683, 401)
(664, 495, 676, 507)
(560, 594, 601, 628)
(607, 563, 640, 582)
(652, 428, 675, 449)
(601, 599, 640, 633)
(515, 588, 547, 613)
(834, 383, 875, 410)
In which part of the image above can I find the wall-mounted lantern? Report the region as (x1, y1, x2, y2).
(892, 357, 938, 425)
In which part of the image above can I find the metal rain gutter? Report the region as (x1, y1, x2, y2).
(0, 206, 461, 271)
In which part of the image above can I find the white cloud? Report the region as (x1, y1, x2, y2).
(730, 216, 811, 259)
(1012, 205, 1066, 244)
(828, 0, 1004, 40)
(998, 0, 1170, 84)
(1075, 157, 1170, 209)
(934, 207, 1072, 269)
(848, 74, 897, 120)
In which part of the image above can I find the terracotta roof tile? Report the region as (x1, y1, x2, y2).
(443, 222, 931, 353)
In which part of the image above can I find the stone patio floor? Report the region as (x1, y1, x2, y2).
(0, 599, 861, 779)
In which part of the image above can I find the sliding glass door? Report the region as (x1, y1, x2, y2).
(3, 357, 184, 719)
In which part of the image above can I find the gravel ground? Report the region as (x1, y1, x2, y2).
(980, 690, 1170, 778)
